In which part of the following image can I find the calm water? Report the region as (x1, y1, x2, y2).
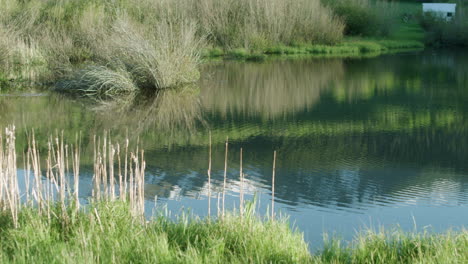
(1, 50, 468, 249)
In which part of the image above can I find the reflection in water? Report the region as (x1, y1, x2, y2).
(200, 59, 344, 119)
(94, 85, 206, 138)
(1, 50, 468, 246)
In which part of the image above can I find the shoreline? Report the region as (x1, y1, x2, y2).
(202, 38, 425, 61)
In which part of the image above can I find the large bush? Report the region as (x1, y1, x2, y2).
(325, 0, 396, 37)
(419, 9, 468, 46)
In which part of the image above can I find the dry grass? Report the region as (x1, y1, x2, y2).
(0, 126, 147, 228)
(59, 65, 139, 100)
(194, 0, 344, 48)
(0, 0, 345, 94)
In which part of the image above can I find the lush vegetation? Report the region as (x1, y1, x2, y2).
(0, 0, 343, 94)
(418, 1, 468, 46)
(0, 202, 314, 263)
(324, 0, 397, 37)
(1, 203, 467, 264)
(0, 0, 428, 96)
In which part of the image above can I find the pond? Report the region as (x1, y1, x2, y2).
(1, 49, 468, 250)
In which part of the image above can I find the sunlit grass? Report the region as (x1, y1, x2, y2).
(0, 126, 466, 263)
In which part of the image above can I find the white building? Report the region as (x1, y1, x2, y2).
(423, 3, 457, 21)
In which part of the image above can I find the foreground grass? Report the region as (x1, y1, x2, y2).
(0, 202, 466, 263)
(319, 228, 468, 264)
(0, 202, 311, 264)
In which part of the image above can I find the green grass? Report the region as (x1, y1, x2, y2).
(203, 38, 424, 60)
(0, 202, 466, 263)
(200, 1, 426, 60)
(0, 202, 311, 264)
(319, 228, 468, 264)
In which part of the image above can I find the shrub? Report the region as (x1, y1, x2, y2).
(325, 0, 397, 37)
(419, 8, 468, 47)
(0, 0, 346, 96)
(195, 0, 344, 47)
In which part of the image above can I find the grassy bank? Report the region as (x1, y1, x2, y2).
(202, 39, 424, 61)
(1, 203, 467, 264)
(0, 0, 343, 94)
(0, 202, 312, 263)
(0, 0, 428, 95)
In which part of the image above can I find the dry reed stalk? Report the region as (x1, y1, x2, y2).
(117, 144, 122, 200)
(138, 150, 146, 218)
(217, 192, 221, 218)
(239, 148, 244, 218)
(0, 126, 21, 228)
(123, 139, 129, 201)
(103, 135, 108, 198)
(29, 133, 43, 213)
(129, 153, 134, 211)
(24, 150, 30, 206)
(55, 135, 66, 216)
(65, 144, 70, 198)
(0, 132, 3, 210)
(207, 131, 212, 218)
(222, 137, 228, 219)
(72, 134, 81, 210)
(0, 125, 147, 226)
(109, 141, 115, 201)
(271, 151, 277, 220)
(92, 135, 100, 200)
(0, 126, 20, 227)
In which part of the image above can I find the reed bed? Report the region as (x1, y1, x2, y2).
(1, 126, 147, 228)
(0, 125, 313, 263)
(0, 126, 467, 263)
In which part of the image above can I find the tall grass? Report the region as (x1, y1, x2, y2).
(193, 0, 344, 48)
(0, 0, 344, 95)
(0, 126, 312, 263)
(317, 228, 468, 263)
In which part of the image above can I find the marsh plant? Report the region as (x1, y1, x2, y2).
(0, 0, 345, 96)
(0, 126, 312, 263)
(0, 126, 467, 263)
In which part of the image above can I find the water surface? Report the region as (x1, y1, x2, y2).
(1, 50, 468, 249)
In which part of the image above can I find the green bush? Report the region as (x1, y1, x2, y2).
(419, 9, 468, 47)
(325, 0, 396, 37)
